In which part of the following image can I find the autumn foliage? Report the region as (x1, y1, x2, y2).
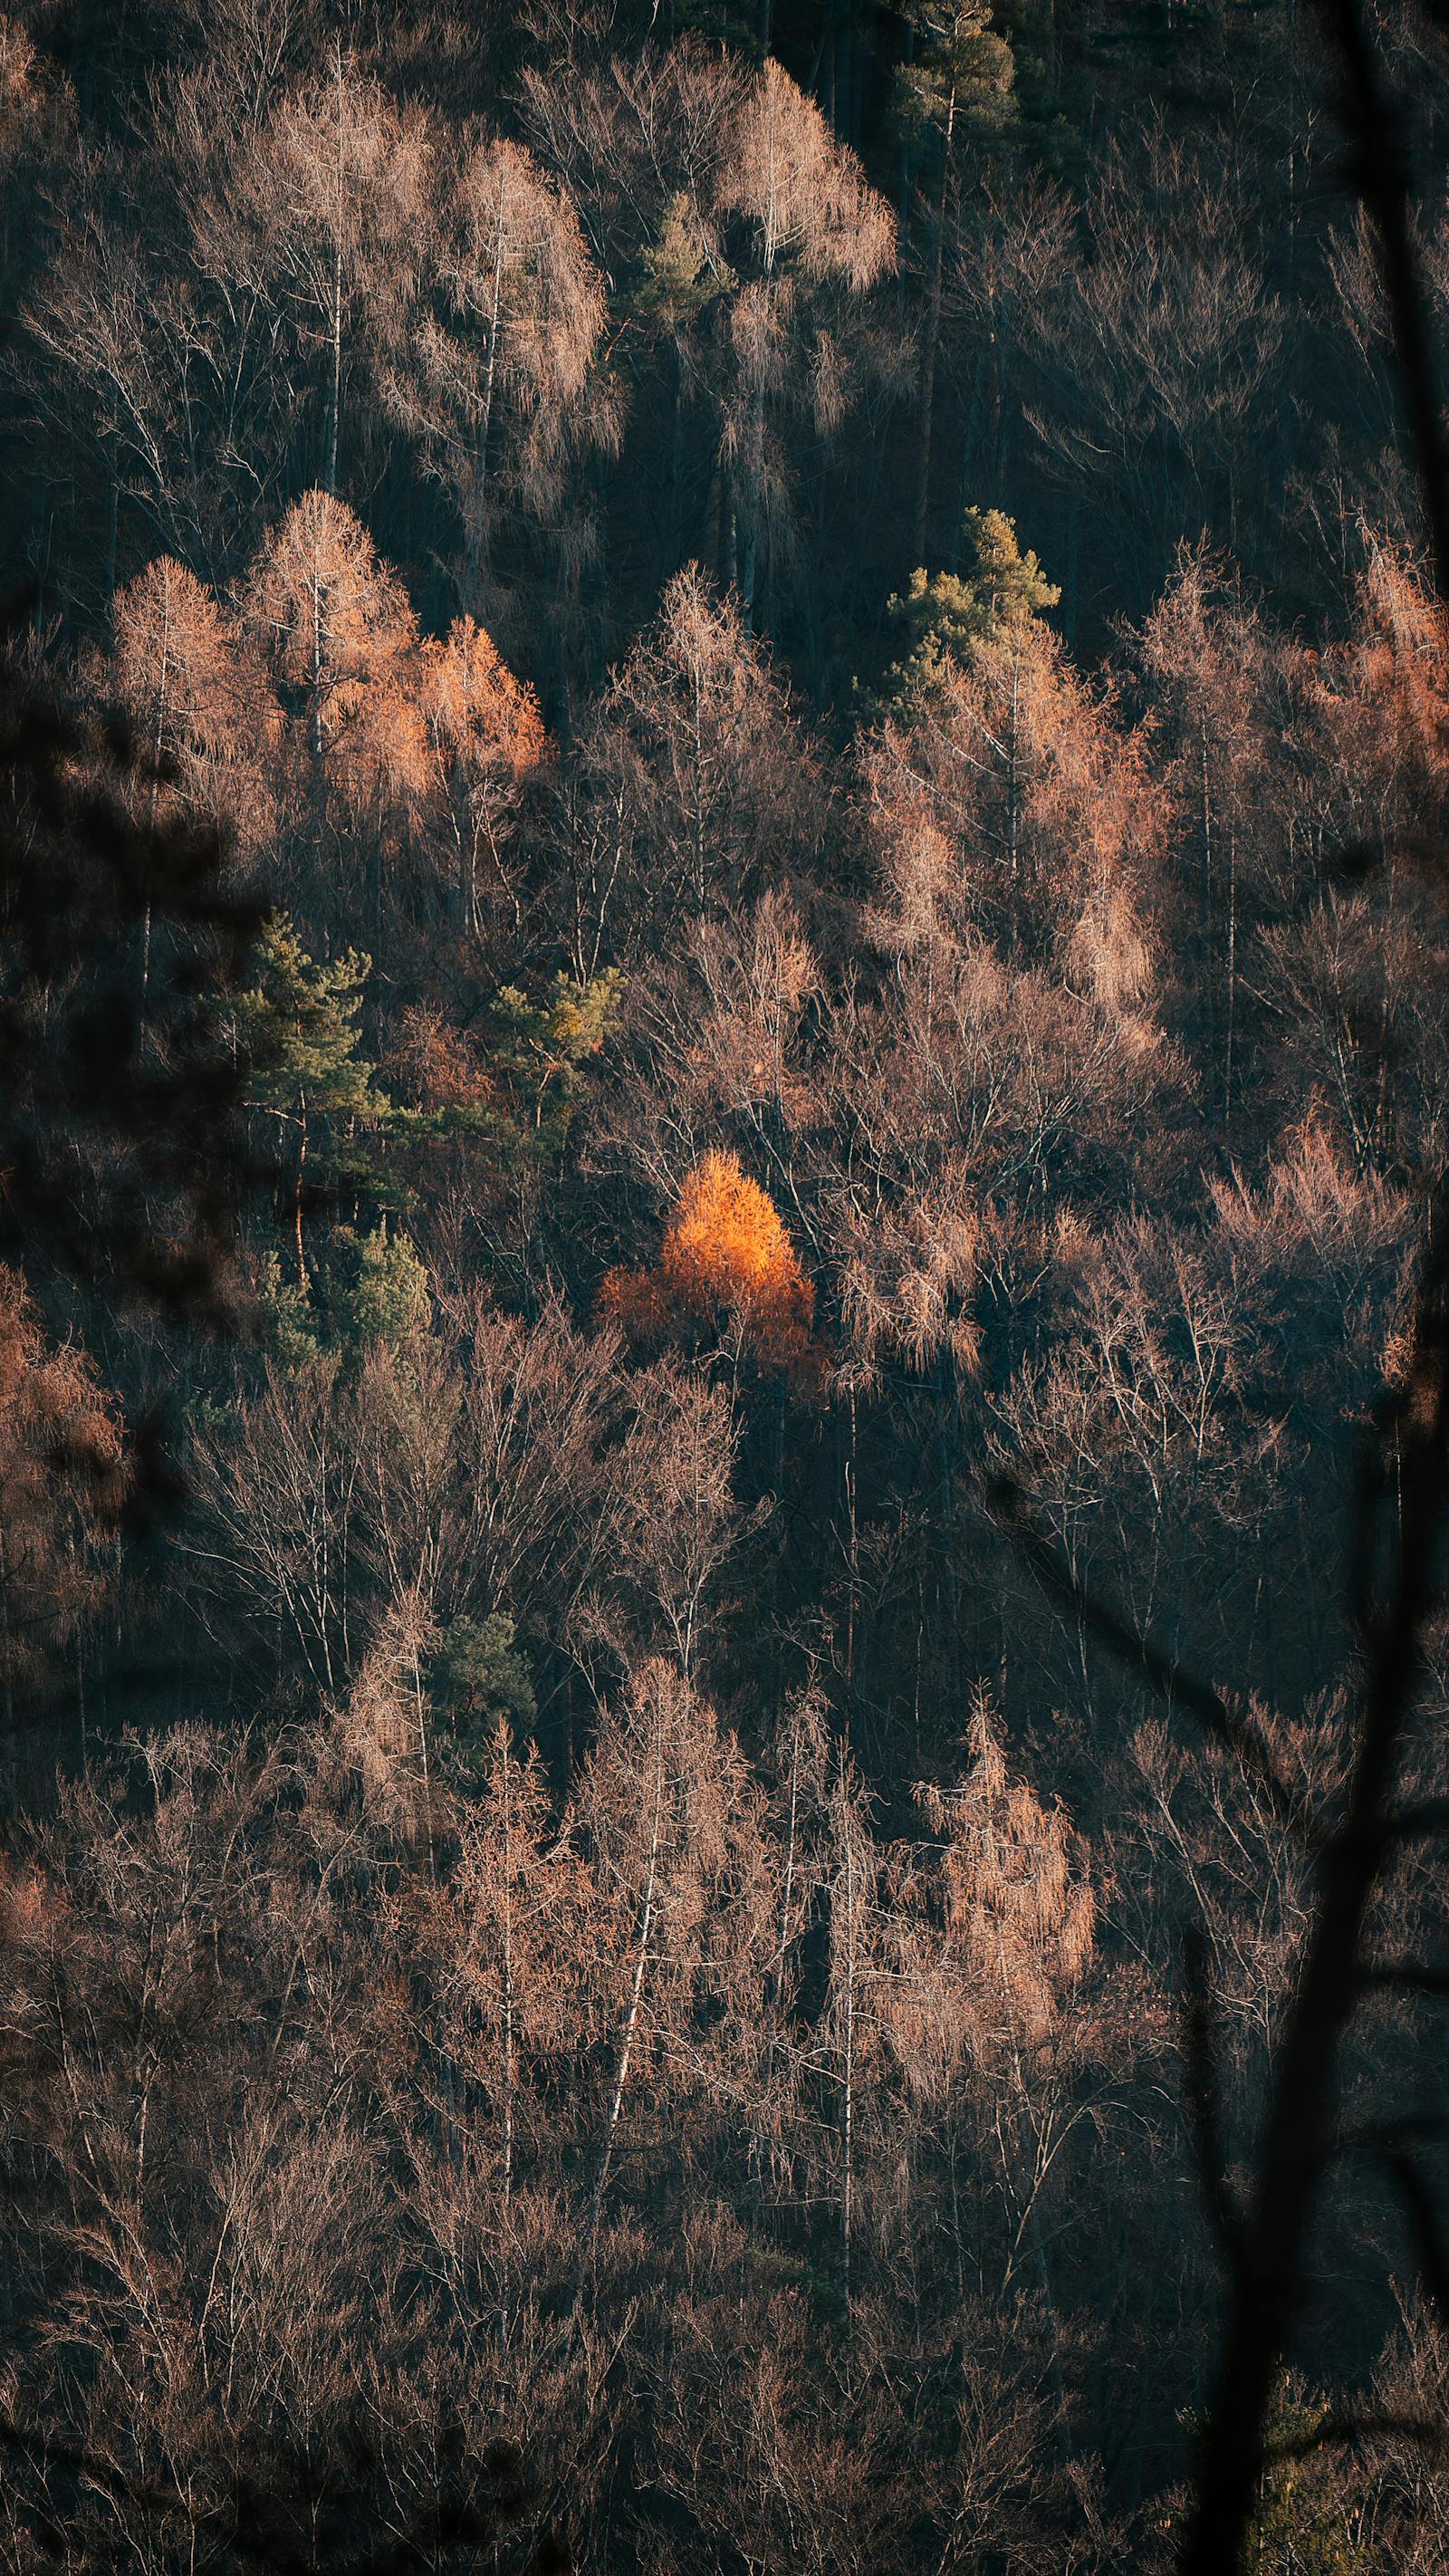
(8, 6, 1449, 2567)
(601, 1149, 816, 1379)
(0, 1268, 125, 1716)
(420, 616, 548, 786)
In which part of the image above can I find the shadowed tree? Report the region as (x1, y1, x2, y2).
(714, 59, 896, 626)
(0, 1266, 126, 1783)
(386, 130, 610, 611)
(566, 563, 824, 964)
(244, 490, 429, 931)
(107, 555, 277, 856)
(418, 613, 549, 942)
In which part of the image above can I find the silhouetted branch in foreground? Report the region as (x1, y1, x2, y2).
(995, 10, 1449, 2558)
(0, 609, 264, 1334)
(1175, 0, 1449, 2559)
(987, 1473, 1316, 1835)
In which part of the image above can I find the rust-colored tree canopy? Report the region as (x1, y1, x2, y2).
(601, 1149, 816, 1378)
(420, 617, 549, 785)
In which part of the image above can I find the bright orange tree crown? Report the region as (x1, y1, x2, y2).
(601, 1149, 816, 1376)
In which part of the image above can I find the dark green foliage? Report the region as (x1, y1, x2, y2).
(894, 0, 1020, 151)
(254, 1222, 431, 1360)
(488, 970, 623, 1164)
(253, 1248, 324, 1364)
(234, 918, 395, 1274)
(430, 1611, 537, 1781)
(868, 506, 1060, 712)
(331, 1223, 432, 1351)
(626, 195, 736, 331)
(235, 920, 389, 1135)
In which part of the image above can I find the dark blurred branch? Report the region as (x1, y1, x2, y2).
(1357, 1961, 1449, 1996)
(1185, 1, 1449, 2554)
(994, 14, 1449, 2547)
(986, 1474, 1316, 1836)
(0, 603, 264, 1336)
(1182, 1926, 1244, 2267)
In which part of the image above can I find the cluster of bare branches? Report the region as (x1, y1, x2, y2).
(4, 4, 1449, 2573)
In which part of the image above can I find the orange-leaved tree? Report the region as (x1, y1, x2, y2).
(601, 1149, 816, 1379)
(419, 615, 550, 938)
(245, 490, 431, 937)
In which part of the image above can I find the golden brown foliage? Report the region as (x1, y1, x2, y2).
(0, 1268, 125, 1714)
(420, 616, 548, 785)
(245, 487, 430, 814)
(600, 1149, 816, 1379)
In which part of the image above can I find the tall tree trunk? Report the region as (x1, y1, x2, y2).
(325, 42, 345, 496)
(844, 1383, 859, 1725)
(1224, 824, 1238, 1130)
(1004, 634, 1022, 904)
(1199, 716, 1214, 961)
(105, 472, 120, 606)
(293, 1111, 310, 1284)
(837, 1812, 858, 2305)
(469, 199, 507, 601)
(499, 1732, 516, 2216)
(913, 88, 956, 566)
(587, 1732, 666, 2251)
(936, 1347, 962, 1715)
(139, 575, 172, 1033)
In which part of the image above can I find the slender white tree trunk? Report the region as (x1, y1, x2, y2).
(587, 1730, 666, 2248)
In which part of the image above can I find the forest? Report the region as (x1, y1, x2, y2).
(3, 0, 1449, 2567)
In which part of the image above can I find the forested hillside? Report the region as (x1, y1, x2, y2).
(3, 2, 1449, 2568)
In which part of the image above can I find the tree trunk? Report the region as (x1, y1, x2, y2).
(587, 1733, 666, 2250)
(1224, 823, 1238, 1130)
(844, 1383, 859, 1723)
(936, 1347, 961, 1713)
(499, 1734, 516, 2216)
(293, 1110, 310, 1284)
(913, 88, 956, 567)
(838, 1820, 857, 2304)
(469, 199, 507, 599)
(325, 43, 345, 496)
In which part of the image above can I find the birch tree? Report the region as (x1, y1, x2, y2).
(245, 51, 427, 497)
(387, 131, 609, 605)
(713, 60, 896, 625)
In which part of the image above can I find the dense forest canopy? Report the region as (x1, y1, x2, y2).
(4, 0, 1449, 2569)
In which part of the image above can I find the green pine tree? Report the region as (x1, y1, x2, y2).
(234, 915, 394, 1282)
(895, 0, 1019, 153)
(331, 1222, 432, 1354)
(869, 507, 1060, 717)
(253, 1247, 326, 1365)
(627, 193, 734, 332)
(430, 1612, 537, 1785)
(490, 967, 622, 1167)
